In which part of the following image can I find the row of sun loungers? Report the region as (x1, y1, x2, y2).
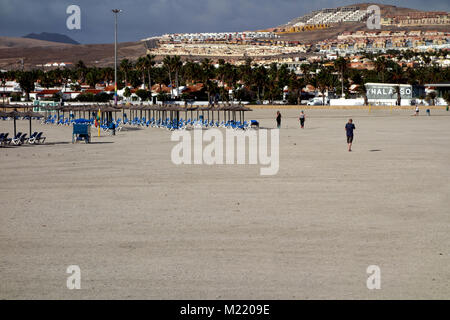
(41, 115, 259, 132)
(131, 117, 254, 131)
(0, 132, 46, 146)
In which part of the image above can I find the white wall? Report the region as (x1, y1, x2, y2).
(330, 98, 364, 106)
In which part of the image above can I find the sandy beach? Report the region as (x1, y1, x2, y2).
(1, 108, 449, 299)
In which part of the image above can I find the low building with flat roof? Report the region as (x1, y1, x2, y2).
(425, 83, 450, 98)
(365, 82, 426, 106)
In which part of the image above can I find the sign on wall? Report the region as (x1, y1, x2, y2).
(366, 84, 412, 99)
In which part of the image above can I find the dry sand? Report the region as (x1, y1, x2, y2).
(0, 108, 449, 299)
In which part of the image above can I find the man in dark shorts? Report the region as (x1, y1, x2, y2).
(276, 111, 281, 129)
(345, 118, 356, 152)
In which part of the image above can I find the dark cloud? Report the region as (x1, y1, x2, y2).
(0, 0, 448, 44)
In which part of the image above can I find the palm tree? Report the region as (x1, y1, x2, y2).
(289, 73, 305, 105)
(153, 66, 167, 95)
(86, 69, 100, 88)
(238, 58, 253, 88)
(214, 62, 237, 101)
(224, 64, 238, 100)
(253, 65, 267, 103)
(172, 55, 182, 97)
(442, 92, 450, 107)
(1, 73, 7, 105)
(75, 60, 87, 83)
(136, 57, 147, 89)
(75, 60, 86, 69)
(120, 59, 133, 87)
(182, 61, 195, 85)
(316, 69, 333, 106)
(427, 91, 437, 106)
(216, 60, 227, 102)
(40, 72, 55, 89)
(391, 64, 404, 106)
(60, 69, 73, 91)
(163, 56, 174, 97)
(357, 84, 369, 106)
(17, 71, 36, 101)
(145, 54, 155, 96)
(374, 56, 387, 83)
(334, 57, 348, 98)
(201, 58, 215, 103)
(265, 63, 284, 104)
(100, 67, 114, 86)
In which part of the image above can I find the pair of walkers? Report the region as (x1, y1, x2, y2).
(276, 112, 356, 152)
(275, 111, 306, 129)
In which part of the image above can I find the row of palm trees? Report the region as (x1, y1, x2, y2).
(2, 51, 449, 104)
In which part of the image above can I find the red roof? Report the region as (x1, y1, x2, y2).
(83, 89, 103, 94)
(151, 84, 171, 93)
(183, 83, 204, 94)
(39, 89, 60, 95)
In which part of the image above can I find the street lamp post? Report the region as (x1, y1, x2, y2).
(112, 9, 122, 107)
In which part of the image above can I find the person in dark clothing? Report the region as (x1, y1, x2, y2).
(276, 111, 281, 129)
(299, 111, 306, 128)
(345, 119, 356, 152)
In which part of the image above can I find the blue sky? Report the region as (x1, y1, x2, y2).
(0, 0, 449, 44)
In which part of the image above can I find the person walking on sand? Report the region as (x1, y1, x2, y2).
(345, 118, 356, 152)
(276, 111, 281, 129)
(415, 105, 419, 116)
(299, 111, 306, 128)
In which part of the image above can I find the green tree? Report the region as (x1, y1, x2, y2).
(100, 67, 114, 84)
(443, 92, 450, 106)
(253, 65, 267, 103)
(172, 55, 182, 97)
(391, 64, 404, 106)
(17, 71, 36, 101)
(135, 89, 149, 101)
(145, 54, 156, 95)
(40, 72, 56, 89)
(136, 57, 147, 89)
(334, 57, 348, 97)
(316, 68, 335, 105)
(75, 60, 87, 83)
(289, 74, 305, 105)
(123, 86, 131, 100)
(163, 56, 175, 97)
(120, 59, 133, 86)
(201, 58, 215, 103)
(427, 91, 437, 106)
(86, 70, 100, 88)
(374, 56, 387, 83)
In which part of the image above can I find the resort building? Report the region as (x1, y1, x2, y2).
(381, 12, 450, 26)
(365, 82, 426, 106)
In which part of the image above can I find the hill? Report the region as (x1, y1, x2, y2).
(0, 36, 73, 49)
(0, 38, 146, 70)
(23, 32, 79, 45)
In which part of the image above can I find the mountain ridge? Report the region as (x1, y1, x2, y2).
(23, 32, 80, 45)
